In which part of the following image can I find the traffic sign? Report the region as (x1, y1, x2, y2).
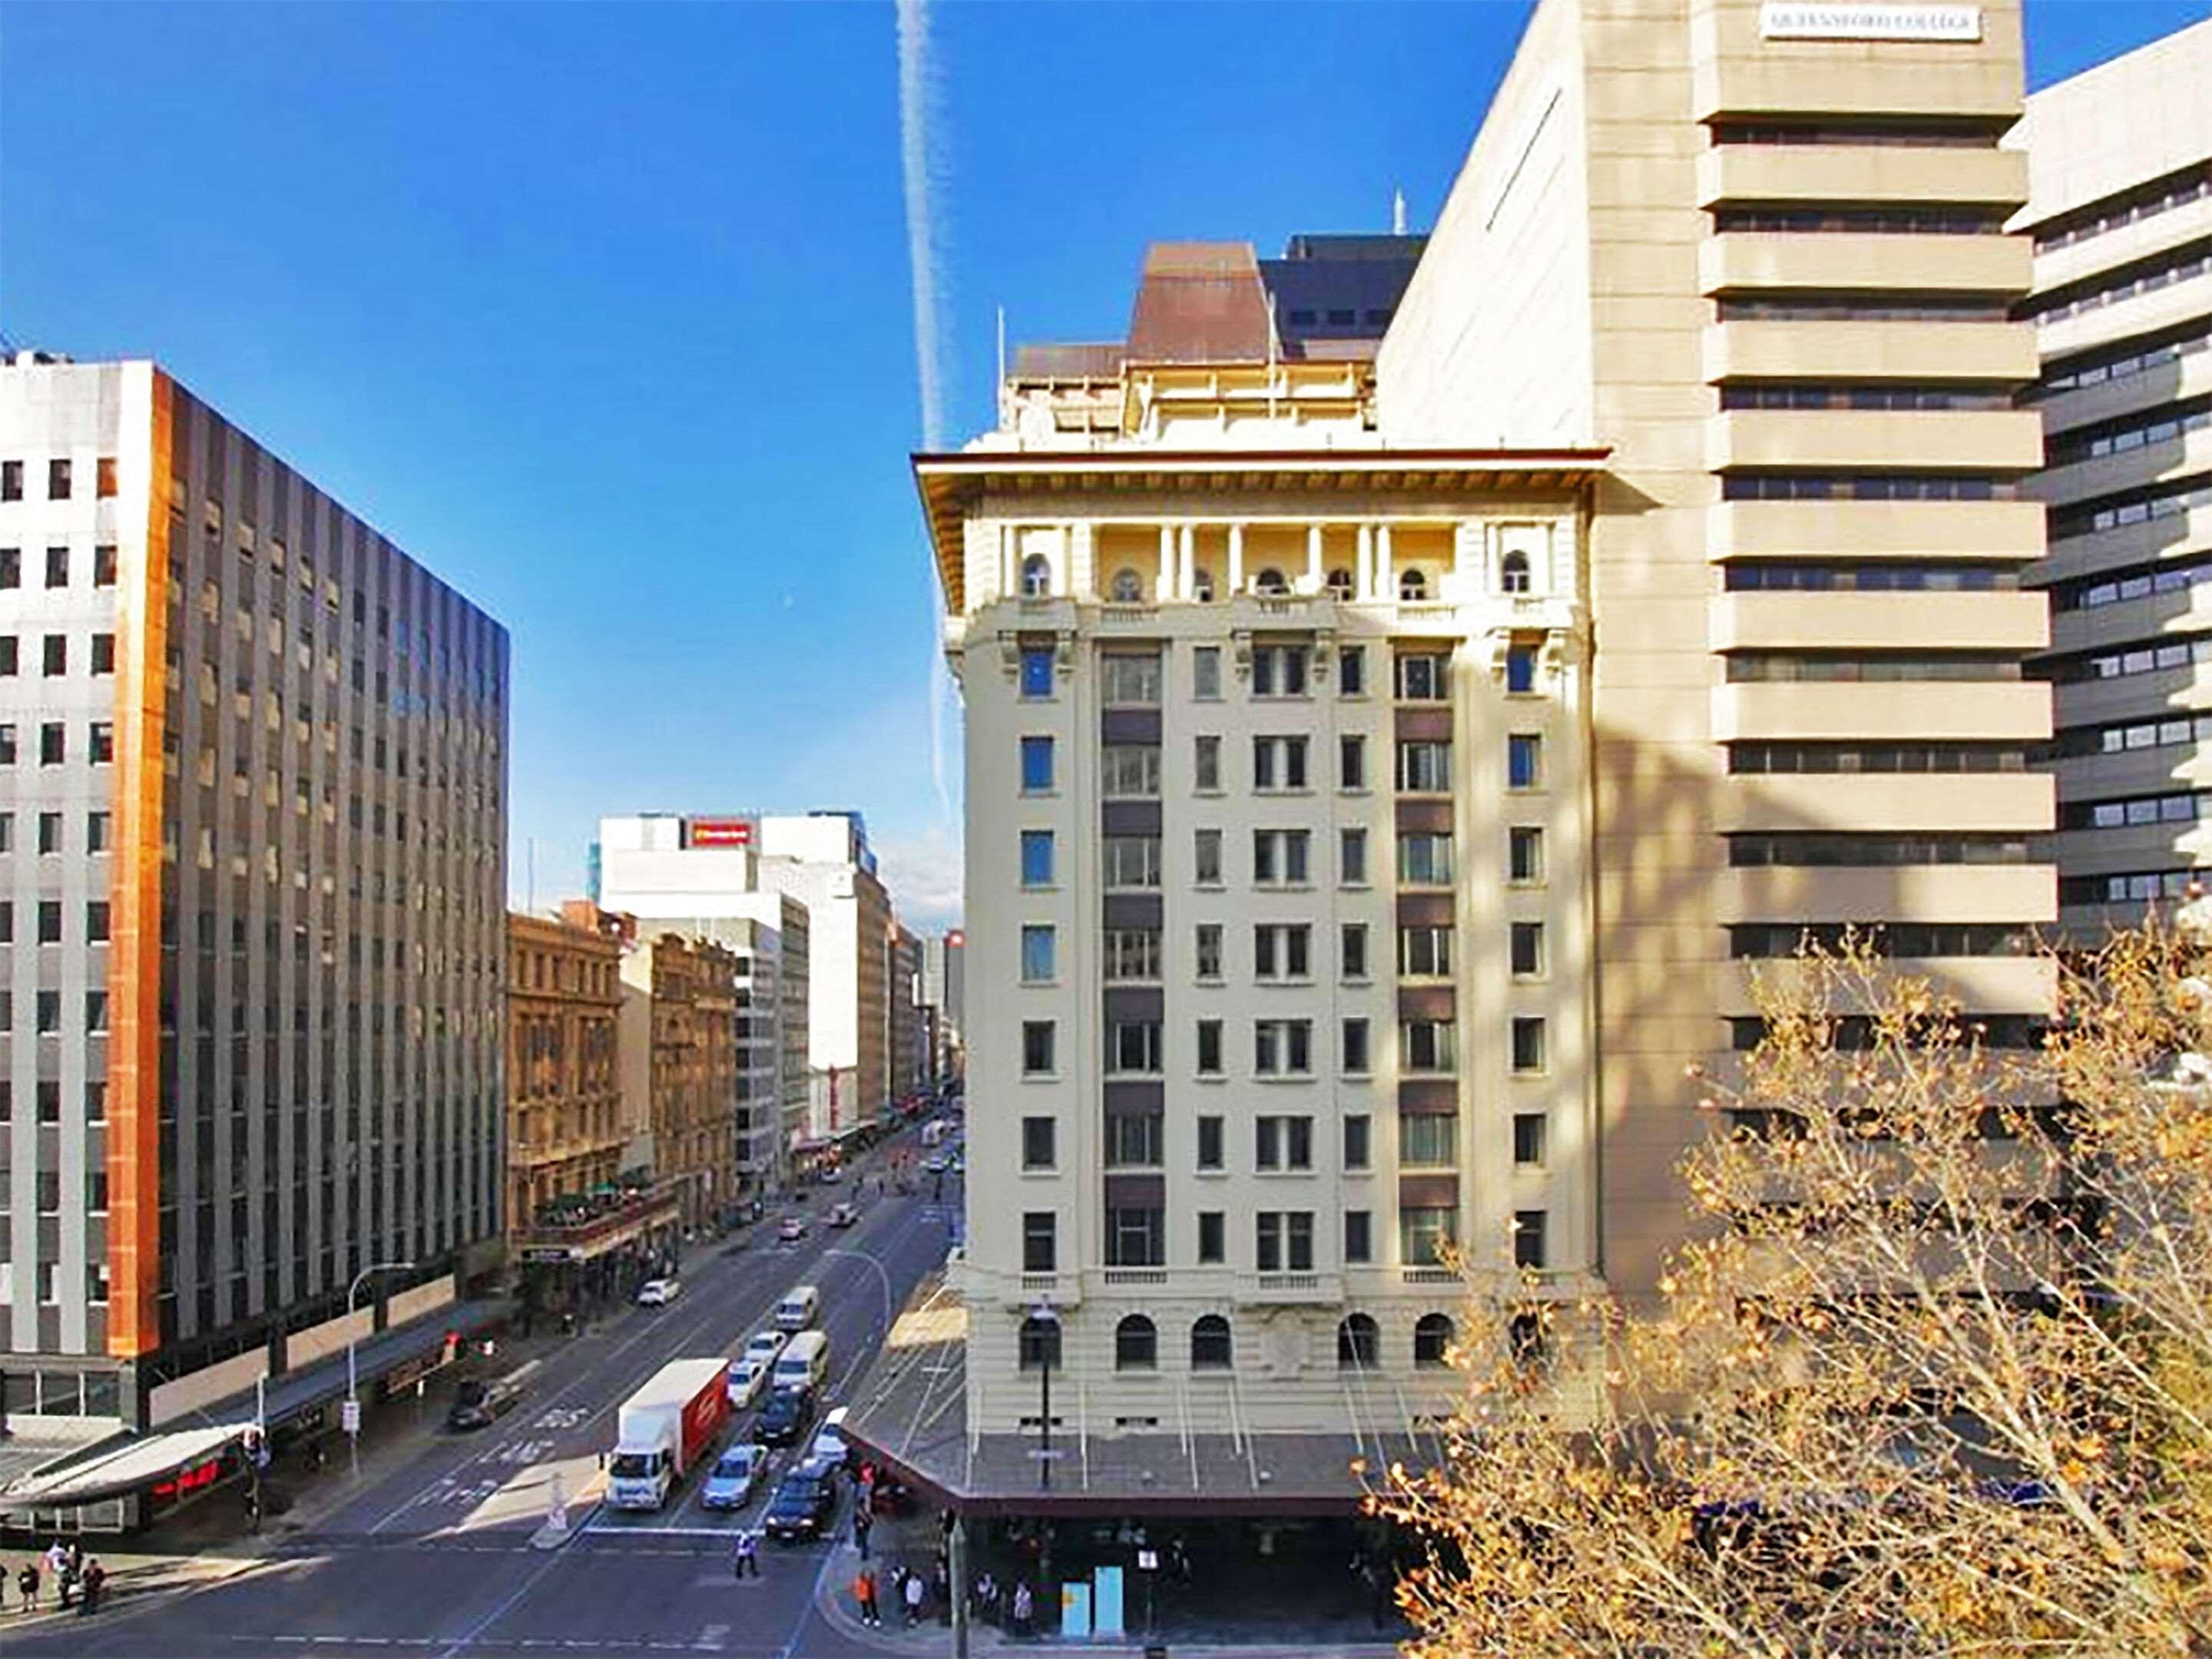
(341, 1399, 362, 1435)
(1025, 1448, 1067, 1460)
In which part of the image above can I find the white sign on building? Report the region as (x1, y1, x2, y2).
(1760, 4, 1982, 41)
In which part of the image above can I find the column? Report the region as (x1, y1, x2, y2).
(999, 525, 1015, 599)
(1227, 523, 1245, 596)
(1376, 523, 1395, 601)
(1306, 522, 1324, 593)
(1156, 524, 1175, 602)
(1356, 524, 1375, 600)
(1179, 523, 1197, 601)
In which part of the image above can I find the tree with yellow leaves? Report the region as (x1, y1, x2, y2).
(1373, 916, 2212, 1657)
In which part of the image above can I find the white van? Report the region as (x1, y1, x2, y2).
(773, 1330, 831, 1395)
(774, 1285, 820, 1332)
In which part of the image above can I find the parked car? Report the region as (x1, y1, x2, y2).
(757, 1385, 816, 1447)
(725, 1357, 769, 1409)
(826, 1202, 859, 1229)
(922, 1156, 948, 1174)
(700, 1443, 768, 1510)
(779, 1216, 809, 1242)
(635, 1277, 680, 1307)
(763, 1469, 836, 1541)
(807, 1406, 852, 1471)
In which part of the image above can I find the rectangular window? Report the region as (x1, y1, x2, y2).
(36, 990, 61, 1033)
(1344, 1209, 1373, 1263)
(1396, 652, 1449, 700)
(1101, 652, 1163, 705)
(91, 633, 115, 674)
(1102, 743, 1161, 796)
(87, 811, 109, 853)
(1402, 1112, 1458, 1167)
(95, 456, 117, 498)
(1253, 923, 1311, 981)
(89, 722, 113, 763)
(86, 990, 108, 1032)
(1505, 646, 1538, 694)
(1253, 735, 1309, 790)
(1511, 922, 1545, 976)
(1023, 1212, 1058, 1273)
(41, 634, 67, 676)
(1019, 646, 1055, 698)
(38, 723, 65, 765)
(1104, 927, 1162, 980)
(1020, 736, 1055, 793)
(38, 811, 61, 853)
(1513, 1112, 1548, 1167)
(1197, 1114, 1224, 1171)
(1105, 1111, 1164, 1167)
(1402, 1018, 1458, 1072)
(1108, 1020, 1163, 1075)
(1103, 834, 1162, 888)
(1398, 833, 1455, 886)
(1197, 1210, 1225, 1263)
(0, 461, 18, 500)
(1254, 1019, 1313, 1075)
(1339, 644, 1366, 696)
(1510, 826, 1545, 883)
(1342, 1017, 1371, 1075)
(1257, 1211, 1280, 1269)
(1195, 828, 1224, 885)
(1513, 1210, 1548, 1270)
(45, 545, 68, 588)
(1402, 1207, 1454, 1267)
(1104, 1207, 1164, 1267)
(1251, 644, 1310, 697)
(1339, 734, 1366, 790)
(1255, 1212, 1315, 1272)
(1195, 922, 1223, 980)
(48, 459, 72, 500)
(1022, 1020, 1056, 1075)
(1400, 926, 1453, 976)
(1397, 740, 1452, 793)
(0, 724, 13, 765)
(1194, 733, 1221, 791)
(1252, 829, 1310, 886)
(1021, 830, 1055, 887)
(1196, 1018, 1223, 1075)
(38, 899, 61, 943)
(0, 548, 15, 588)
(94, 545, 118, 588)
(1508, 733, 1545, 790)
(1343, 1114, 1371, 1171)
(1193, 646, 1222, 700)
(0, 636, 15, 676)
(1021, 924, 1057, 983)
(1340, 922, 1369, 979)
(1022, 1116, 1057, 1171)
(1512, 1015, 1548, 1073)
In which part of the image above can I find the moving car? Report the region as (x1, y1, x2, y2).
(807, 1406, 852, 1471)
(757, 1385, 816, 1447)
(724, 1357, 769, 1409)
(636, 1277, 681, 1307)
(744, 1330, 790, 1366)
(922, 1156, 948, 1174)
(763, 1469, 836, 1541)
(826, 1202, 859, 1229)
(700, 1442, 768, 1510)
(774, 1286, 821, 1330)
(778, 1216, 809, 1243)
(446, 1359, 540, 1431)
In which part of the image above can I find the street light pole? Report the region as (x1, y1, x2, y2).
(345, 1259, 415, 1477)
(1030, 1300, 1057, 1494)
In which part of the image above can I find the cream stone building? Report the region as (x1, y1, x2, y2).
(2012, 20, 2212, 933)
(866, 0, 2060, 1527)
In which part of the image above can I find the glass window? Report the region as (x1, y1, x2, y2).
(1344, 1210, 1373, 1263)
(1402, 1112, 1458, 1166)
(1196, 1018, 1223, 1075)
(1195, 829, 1223, 886)
(1396, 740, 1450, 793)
(1253, 830, 1310, 886)
(1115, 1315, 1158, 1371)
(1021, 924, 1056, 983)
(1020, 736, 1055, 793)
(1195, 922, 1223, 979)
(1022, 1020, 1055, 1075)
(1402, 1207, 1454, 1267)
(1340, 828, 1368, 886)
(1402, 1019, 1458, 1072)
(1104, 834, 1162, 888)
(45, 545, 68, 587)
(1507, 733, 1544, 790)
(1342, 1017, 1371, 1075)
(1340, 922, 1368, 979)
(1101, 653, 1164, 706)
(1251, 645, 1310, 697)
(1104, 928, 1162, 980)
(1197, 1212, 1225, 1264)
(1505, 647, 1538, 694)
(1343, 1114, 1371, 1171)
(1400, 926, 1452, 976)
(1512, 1016, 1547, 1073)
(1104, 1207, 1164, 1267)
(1513, 1113, 1547, 1166)
(1510, 922, 1545, 976)
(1193, 646, 1222, 699)
(1398, 833, 1455, 886)
(1102, 743, 1161, 797)
(1339, 644, 1366, 695)
(1191, 1315, 1233, 1369)
(1021, 555, 1051, 598)
(1253, 1019, 1313, 1075)
(1253, 736, 1309, 790)
(1513, 1210, 1548, 1270)
(1337, 1314, 1379, 1369)
(1339, 734, 1366, 790)
(1414, 1313, 1455, 1368)
(1197, 1115, 1224, 1171)
(1396, 653, 1449, 700)
(1509, 826, 1544, 882)
(1107, 1021, 1163, 1074)
(1105, 1111, 1164, 1166)
(1020, 830, 1055, 887)
(1020, 647, 1055, 698)
(1022, 1214, 1057, 1273)
(1194, 734, 1221, 791)
(1022, 1116, 1057, 1170)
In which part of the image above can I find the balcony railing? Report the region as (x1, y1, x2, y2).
(1237, 1270, 1342, 1304)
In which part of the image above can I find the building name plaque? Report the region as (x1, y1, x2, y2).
(1760, 4, 1982, 41)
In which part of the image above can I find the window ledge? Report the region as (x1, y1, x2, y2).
(1196, 1167, 1227, 1179)
(1194, 1073, 1227, 1084)
(1022, 1073, 1064, 1084)
(1253, 1073, 1319, 1084)
(1020, 1167, 1060, 1178)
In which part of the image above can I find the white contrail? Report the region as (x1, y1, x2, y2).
(896, 0, 958, 826)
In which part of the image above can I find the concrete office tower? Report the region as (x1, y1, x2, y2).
(0, 354, 508, 1431)
(505, 909, 623, 1230)
(921, 928, 965, 1085)
(2012, 20, 2212, 932)
(594, 813, 811, 1190)
(617, 932, 739, 1233)
(923, 234, 1604, 1489)
(889, 923, 924, 1104)
(1380, 0, 2055, 1297)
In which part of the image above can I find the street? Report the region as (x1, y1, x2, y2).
(9, 1137, 959, 1659)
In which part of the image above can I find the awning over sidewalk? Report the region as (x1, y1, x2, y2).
(0, 1422, 246, 1508)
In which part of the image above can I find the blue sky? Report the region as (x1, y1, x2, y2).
(3, 1, 2202, 929)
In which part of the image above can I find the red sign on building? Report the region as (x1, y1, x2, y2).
(687, 818, 753, 849)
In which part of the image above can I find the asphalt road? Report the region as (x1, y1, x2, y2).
(16, 1134, 962, 1659)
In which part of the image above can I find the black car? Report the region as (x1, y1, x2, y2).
(762, 1470, 835, 1541)
(757, 1385, 816, 1447)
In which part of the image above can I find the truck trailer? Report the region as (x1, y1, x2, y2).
(608, 1358, 730, 1510)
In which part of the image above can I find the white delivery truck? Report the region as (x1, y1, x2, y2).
(607, 1357, 730, 1511)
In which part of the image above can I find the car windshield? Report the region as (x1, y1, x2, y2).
(453, 1380, 488, 1408)
(775, 1478, 822, 1505)
(716, 1452, 751, 1476)
(609, 1452, 661, 1479)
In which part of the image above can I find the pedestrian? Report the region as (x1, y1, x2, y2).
(77, 1561, 104, 1618)
(903, 1566, 926, 1626)
(933, 1561, 951, 1626)
(732, 1530, 760, 1580)
(16, 1561, 38, 1614)
(852, 1508, 873, 1561)
(852, 1565, 879, 1628)
(974, 1570, 998, 1626)
(1011, 1578, 1034, 1639)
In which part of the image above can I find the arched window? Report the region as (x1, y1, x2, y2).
(1326, 568, 1355, 598)
(1508, 1310, 1548, 1369)
(1336, 1313, 1379, 1369)
(1190, 1314, 1233, 1371)
(1413, 1313, 1455, 1369)
(1110, 568, 1144, 604)
(1255, 567, 1289, 596)
(1192, 568, 1217, 604)
(1021, 554, 1052, 598)
(1501, 551, 1532, 594)
(1398, 568, 1428, 601)
(1115, 1313, 1157, 1371)
(1018, 1314, 1061, 1372)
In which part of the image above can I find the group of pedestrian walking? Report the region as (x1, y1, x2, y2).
(12, 1541, 107, 1617)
